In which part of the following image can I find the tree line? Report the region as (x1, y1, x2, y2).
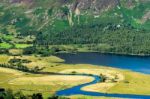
(0, 89, 69, 99)
(0, 58, 44, 73)
(34, 22, 150, 55)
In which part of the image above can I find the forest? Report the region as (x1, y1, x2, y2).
(33, 22, 150, 55)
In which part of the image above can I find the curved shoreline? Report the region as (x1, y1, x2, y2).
(56, 74, 150, 99)
(56, 52, 150, 74)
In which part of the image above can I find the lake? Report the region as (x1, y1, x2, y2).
(57, 52, 150, 74)
(56, 52, 150, 98)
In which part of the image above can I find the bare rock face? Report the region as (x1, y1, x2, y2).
(71, 0, 119, 12)
(8, 0, 149, 14)
(10, 0, 120, 14)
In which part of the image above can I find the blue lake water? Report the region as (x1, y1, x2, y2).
(56, 52, 150, 98)
(57, 52, 150, 74)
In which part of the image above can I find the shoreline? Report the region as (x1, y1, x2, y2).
(57, 51, 150, 57)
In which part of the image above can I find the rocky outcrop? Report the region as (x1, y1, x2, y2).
(71, 0, 119, 11)
(9, 0, 148, 12)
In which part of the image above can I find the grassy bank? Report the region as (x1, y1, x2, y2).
(108, 70, 150, 95)
(68, 95, 122, 99)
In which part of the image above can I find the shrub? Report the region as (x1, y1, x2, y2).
(100, 74, 107, 82)
(0, 48, 9, 54)
(23, 46, 36, 55)
(71, 71, 77, 74)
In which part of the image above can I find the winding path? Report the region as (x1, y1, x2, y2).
(56, 74, 150, 99)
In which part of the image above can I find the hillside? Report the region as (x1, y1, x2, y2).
(1, 0, 150, 31)
(0, 0, 150, 55)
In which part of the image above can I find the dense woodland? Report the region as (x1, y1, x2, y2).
(33, 22, 150, 55)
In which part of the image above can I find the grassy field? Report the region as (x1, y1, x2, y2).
(0, 43, 32, 49)
(0, 67, 93, 98)
(108, 70, 150, 95)
(15, 44, 32, 49)
(0, 54, 150, 98)
(0, 42, 12, 48)
(0, 55, 10, 63)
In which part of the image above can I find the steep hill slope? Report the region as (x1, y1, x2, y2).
(0, 0, 150, 55)
(1, 0, 149, 32)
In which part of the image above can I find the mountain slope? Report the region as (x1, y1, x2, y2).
(0, 0, 150, 55)
(1, 0, 149, 32)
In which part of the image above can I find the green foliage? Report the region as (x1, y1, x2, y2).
(2, 89, 14, 99)
(0, 89, 69, 99)
(34, 22, 150, 55)
(0, 48, 9, 54)
(0, 0, 150, 56)
(23, 46, 36, 55)
(61, 6, 69, 15)
(15, 44, 32, 49)
(100, 74, 107, 82)
(0, 42, 12, 49)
